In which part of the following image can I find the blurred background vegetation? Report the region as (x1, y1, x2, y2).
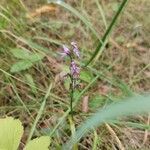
(0, 0, 150, 149)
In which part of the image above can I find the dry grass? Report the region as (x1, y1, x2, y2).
(0, 0, 150, 149)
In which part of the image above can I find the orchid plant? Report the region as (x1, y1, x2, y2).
(61, 42, 80, 117)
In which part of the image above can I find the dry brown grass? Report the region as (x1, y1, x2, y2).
(0, 0, 149, 149)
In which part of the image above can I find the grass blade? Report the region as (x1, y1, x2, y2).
(48, 0, 99, 39)
(95, 0, 107, 29)
(86, 0, 128, 66)
(63, 95, 150, 149)
(27, 83, 52, 142)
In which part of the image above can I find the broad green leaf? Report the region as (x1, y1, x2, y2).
(26, 40, 50, 53)
(11, 48, 31, 59)
(24, 136, 51, 150)
(0, 117, 23, 150)
(28, 53, 45, 62)
(10, 48, 45, 62)
(10, 60, 33, 73)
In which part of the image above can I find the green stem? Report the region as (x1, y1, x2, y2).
(70, 76, 74, 118)
(69, 55, 75, 119)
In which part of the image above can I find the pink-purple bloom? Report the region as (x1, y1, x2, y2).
(61, 45, 70, 57)
(71, 42, 80, 58)
(61, 42, 80, 79)
(70, 61, 80, 78)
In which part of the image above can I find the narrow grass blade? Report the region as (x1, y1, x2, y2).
(27, 83, 52, 142)
(86, 0, 128, 66)
(25, 74, 37, 94)
(92, 130, 99, 150)
(48, 0, 99, 39)
(33, 36, 62, 46)
(95, 0, 107, 29)
(0, 68, 62, 101)
(9, 78, 33, 118)
(63, 95, 150, 149)
(111, 120, 150, 131)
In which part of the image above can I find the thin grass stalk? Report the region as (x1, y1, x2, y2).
(86, 0, 129, 66)
(27, 83, 52, 142)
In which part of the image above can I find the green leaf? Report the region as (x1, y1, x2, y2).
(28, 53, 44, 62)
(10, 48, 45, 62)
(24, 136, 51, 150)
(0, 117, 23, 150)
(26, 40, 50, 53)
(10, 60, 33, 73)
(10, 48, 31, 59)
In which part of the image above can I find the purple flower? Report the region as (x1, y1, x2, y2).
(70, 61, 80, 78)
(71, 42, 80, 58)
(61, 45, 70, 57)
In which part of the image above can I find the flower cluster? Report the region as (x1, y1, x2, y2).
(70, 61, 80, 78)
(61, 42, 80, 79)
(61, 45, 70, 57)
(71, 42, 80, 58)
(61, 42, 80, 116)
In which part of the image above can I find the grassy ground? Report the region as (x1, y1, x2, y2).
(0, 0, 150, 149)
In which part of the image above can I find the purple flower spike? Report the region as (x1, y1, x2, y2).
(71, 42, 80, 58)
(70, 61, 80, 78)
(61, 45, 70, 57)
